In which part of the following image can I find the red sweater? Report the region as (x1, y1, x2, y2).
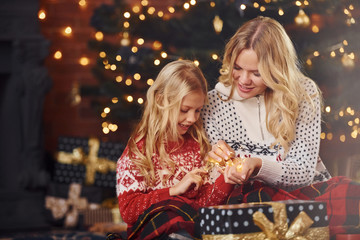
(116, 134, 234, 226)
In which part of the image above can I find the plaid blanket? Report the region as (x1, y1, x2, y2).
(227, 176, 360, 236)
(108, 176, 360, 239)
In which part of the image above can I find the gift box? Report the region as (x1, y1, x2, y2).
(199, 200, 330, 240)
(45, 182, 103, 228)
(53, 136, 125, 188)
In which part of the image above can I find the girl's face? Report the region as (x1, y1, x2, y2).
(233, 49, 267, 99)
(177, 90, 205, 135)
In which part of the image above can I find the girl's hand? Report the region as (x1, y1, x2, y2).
(223, 157, 262, 185)
(205, 140, 235, 163)
(169, 169, 207, 196)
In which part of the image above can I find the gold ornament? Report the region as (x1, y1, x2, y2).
(213, 15, 223, 34)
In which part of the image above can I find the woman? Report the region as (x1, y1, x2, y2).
(202, 16, 331, 192)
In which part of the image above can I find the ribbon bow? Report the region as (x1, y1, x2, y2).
(45, 183, 98, 227)
(56, 138, 116, 185)
(252, 202, 314, 240)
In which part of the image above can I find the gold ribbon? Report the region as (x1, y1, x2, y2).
(45, 183, 102, 227)
(202, 202, 329, 240)
(56, 138, 116, 185)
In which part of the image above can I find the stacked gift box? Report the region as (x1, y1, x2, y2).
(45, 136, 126, 229)
(199, 200, 329, 239)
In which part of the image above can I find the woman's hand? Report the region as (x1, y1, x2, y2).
(223, 157, 262, 184)
(205, 140, 235, 163)
(169, 169, 208, 196)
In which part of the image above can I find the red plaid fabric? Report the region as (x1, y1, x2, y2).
(227, 176, 360, 237)
(126, 196, 200, 240)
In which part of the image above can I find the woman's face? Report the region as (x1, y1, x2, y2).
(233, 49, 267, 99)
(177, 90, 205, 135)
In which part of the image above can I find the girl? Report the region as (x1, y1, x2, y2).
(116, 60, 234, 239)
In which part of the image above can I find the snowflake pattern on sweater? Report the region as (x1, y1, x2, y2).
(116, 134, 234, 225)
(201, 79, 331, 191)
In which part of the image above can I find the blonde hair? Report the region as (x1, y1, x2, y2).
(127, 60, 210, 186)
(219, 16, 322, 153)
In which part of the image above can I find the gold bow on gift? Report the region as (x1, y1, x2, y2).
(56, 138, 116, 185)
(252, 202, 329, 240)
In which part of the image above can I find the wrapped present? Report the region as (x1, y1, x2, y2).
(199, 200, 329, 240)
(45, 182, 103, 228)
(53, 136, 125, 187)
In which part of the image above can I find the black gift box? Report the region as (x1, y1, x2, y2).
(199, 200, 329, 238)
(53, 136, 125, 188)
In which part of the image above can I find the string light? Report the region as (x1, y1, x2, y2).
(54, 51, 62, 60)
(79, 57, 89, 66)
(38, 10, 46, 20)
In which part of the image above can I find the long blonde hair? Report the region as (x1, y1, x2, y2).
(219, 16, 322, 153)
(127, 60, 210, 186)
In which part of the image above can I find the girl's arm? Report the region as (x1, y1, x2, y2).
(116, 148, 171, 225)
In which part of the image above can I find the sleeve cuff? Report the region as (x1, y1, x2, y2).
(254, 158, 283, 184)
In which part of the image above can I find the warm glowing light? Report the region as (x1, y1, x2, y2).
(141, 0, 148, 6)
(153, 41, 162, 50)
(278, 8, 284, 16)
(99, 51, 106, 58)
(124, 12, 131, 18)
(210, 1, 215, 7)
(348, 121, 354, 126)
(295, 1, 302, 6)
(325, 106, 331, 113)
(213, 15, 223, 34)
(139, 14, 145, 20)
(132, 6, 140, 13)
(349, 5, 354, 10)
(102, 122, 108, 128)
(212, 54, 218, 60)
(190, 0, 196, 5)
(147, 79, 154, 85)
(193, 60, 199, 66)
(110, 64, 117, 71)
(351, 130, 358, 139)
(101, 112, 106, 118)
(134, 73, 141, 80)
(330, 51, 336, 57)
(260, 6, 266, 12)
(339, 110, 344, 117)
(137, 38, 144, 45)
(340, 135, 345, 142)
(109, 124, 118, 132)
(183, 3, 190, 9)
(326, 133, 333, 140)
(161, 52, 167, 58)
(54, 51, 62, 59)
(240, 4, 246, 10)
(104, 107, 110, 114)
(154, 59, 160, 65)
(306, 59, 312, 65)
(253, 2, 259, 8)
(78, 0, 86, 7)
(116, 76, 123, 82)
(168, 7, 175, 13)
(127, 96, 134, 102)
(38, 10, 46, 20)
(64, 26, 72, 35)
(311, 25, 319, 33)
(116, 55, 122, 61)
(123, 22, 130, 28)
(304, 0, 309, 5)
(131, 46, 138, 53)
(313, 51, 320, 57)
(320, 132, 326, 139)
(125, 79, 132, 86)
(295, 9, 310, 27)
(103, 127, 110, 134)
(79, 57, 89, 66)
(112, 97, 118, 103)
(95, 31, 103, 41)
(138, 98, 144, 104)
(339, 47, 345, 53)
(343, 40, 348, 46)
(148, 7, 155, 14)
(158, 11, 164, 17)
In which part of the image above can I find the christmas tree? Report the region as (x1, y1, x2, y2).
(86, 0, 359, 144)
